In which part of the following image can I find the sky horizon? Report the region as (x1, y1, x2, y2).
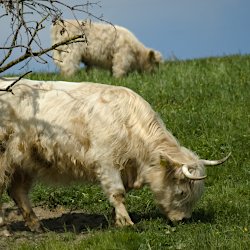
(1, 0, 249, 75)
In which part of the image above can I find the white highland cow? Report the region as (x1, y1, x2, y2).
(0, 78, 229, 234)
(51, 20, 163, 77)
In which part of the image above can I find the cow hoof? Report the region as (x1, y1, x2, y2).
(115, 217, 134, 227)
(34, 226, 45, 233)
(0, 216, 5, 227)
(0, 228, 12, 237)
(32, 225, 46, 233)
(27, 222, 45, 233)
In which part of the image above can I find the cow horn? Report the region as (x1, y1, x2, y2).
(181, 165, 207, 180)
(200, 152, 231, 166)
(181, 153, 231, 180)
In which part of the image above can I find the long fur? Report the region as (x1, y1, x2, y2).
(0, 79, 205, 224)
(51, 20, 163, 77)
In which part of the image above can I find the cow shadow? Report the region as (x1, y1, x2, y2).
(9, 212, 109, 233)
(189, 209, 215, 224)
(8, 208, 215, 233)
(130, 208, 215, 226)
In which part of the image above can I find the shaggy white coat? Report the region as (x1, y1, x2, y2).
(51, 20, 163, 77)
(0, 79, 206, 232)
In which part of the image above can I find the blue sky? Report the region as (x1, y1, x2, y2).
(1, 0, 250, 74)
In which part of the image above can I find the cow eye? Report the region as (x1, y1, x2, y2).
(176, 188, 185, 196)
(178, 190, 185, 196)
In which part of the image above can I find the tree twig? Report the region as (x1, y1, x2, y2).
(0, 0, 104, 74)
(0, 71, 32, 94)
(0, 34, 86, 74)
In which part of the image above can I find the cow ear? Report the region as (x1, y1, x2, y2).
(160, 155, 168, 167)
(148, 50, 156, 63)
(160, 154, 181, 168)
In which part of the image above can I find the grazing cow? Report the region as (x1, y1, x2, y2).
(51, 20, 163, 77)
(0, 78, 229, 233)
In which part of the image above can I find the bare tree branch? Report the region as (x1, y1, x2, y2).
(0, 70, 32, 94)
(0, 22, 23, 67)
(0, 0, 104, 75)
(0, 33, 87, 74)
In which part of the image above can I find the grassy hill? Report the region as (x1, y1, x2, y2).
(3, 55, 250, 249)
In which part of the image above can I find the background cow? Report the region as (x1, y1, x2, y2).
(0, 79, 229, 233)
(51, 20, 163, 77)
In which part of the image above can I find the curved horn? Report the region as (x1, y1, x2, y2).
(200, 152, 231, 166)
(182, 165, 207, 180)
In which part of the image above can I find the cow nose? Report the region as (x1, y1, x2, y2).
(167, 210, 192, 224)
(167, 211, 185, 222)
(169, 217, 191, 226)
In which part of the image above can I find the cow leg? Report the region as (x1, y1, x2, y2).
(0, 197, 4, 228)
(0, 182, 5, 227)
(85, 63, 93, 72)
(0, 185, 12, 237)
(112, 193, 134, 226)
(60, 47, 82, 76)
(99, 165, 134, 226)
(112, 52, 130, 78)
(7, 170, 44, 233)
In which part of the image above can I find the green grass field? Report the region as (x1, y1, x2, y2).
(3, 55, 250, 249)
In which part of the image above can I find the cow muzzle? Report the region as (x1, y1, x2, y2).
(167, 210, 192, 223)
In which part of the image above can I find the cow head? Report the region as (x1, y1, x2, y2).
(148, 153, 230, 223)
(140, 50, 163, 73)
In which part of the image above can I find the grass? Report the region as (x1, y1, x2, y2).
(3, 55, 250, 249)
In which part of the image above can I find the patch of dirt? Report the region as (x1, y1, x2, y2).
(0, 202, 109, 249)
